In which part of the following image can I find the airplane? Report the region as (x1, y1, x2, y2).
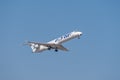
(24, 31, 82, 53)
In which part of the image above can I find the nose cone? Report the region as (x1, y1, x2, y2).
(78, 31, 82, 36)
(80, 32, 82, 36)
(72, 31, 83, 36)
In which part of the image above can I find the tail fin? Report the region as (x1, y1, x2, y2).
(24, 41, 37, 53)
(30, 44, 37, 53)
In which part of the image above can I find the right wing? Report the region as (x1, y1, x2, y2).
(55, 45, 68, 51)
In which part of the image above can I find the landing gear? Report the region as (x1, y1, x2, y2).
(55, 47, 58, 52)
(47, 46, 58, 52)
(55, 49, 58, 52)
(48, 47, 51, 50)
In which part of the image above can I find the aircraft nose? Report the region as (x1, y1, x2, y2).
(80, 32, 82, 35)
(79, 32, 82, 36)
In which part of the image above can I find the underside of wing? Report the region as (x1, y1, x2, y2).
(55, 45, 68, 51)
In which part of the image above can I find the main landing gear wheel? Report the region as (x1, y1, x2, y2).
(55, 49, 58, 52)
(55, 47, 58, 52)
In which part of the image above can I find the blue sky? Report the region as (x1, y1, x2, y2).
(0, 0, 120, 80)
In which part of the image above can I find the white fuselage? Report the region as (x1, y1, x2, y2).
(48, 31, 82, 44)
